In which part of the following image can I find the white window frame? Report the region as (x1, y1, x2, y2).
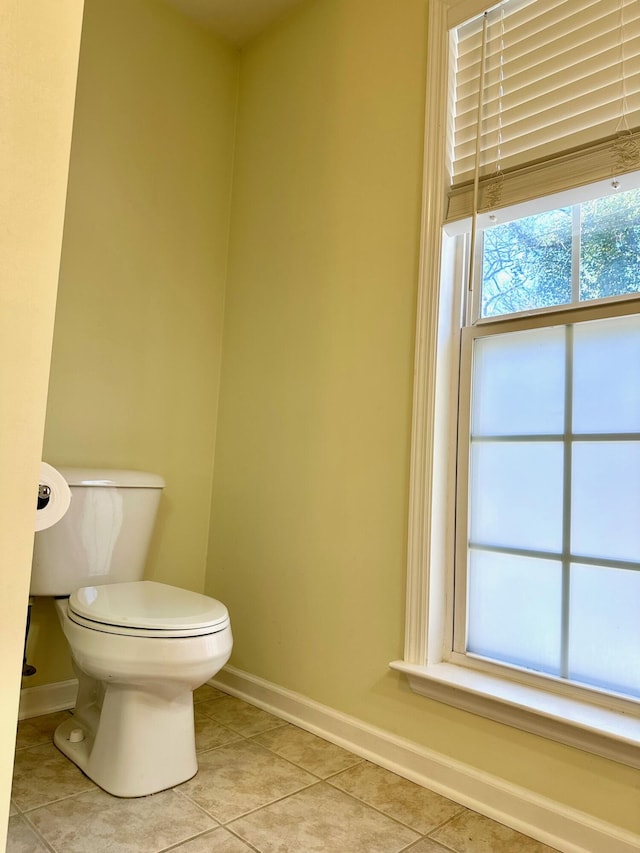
(389, 0, 640, 770)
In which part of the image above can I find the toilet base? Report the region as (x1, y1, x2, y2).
(55, 684, 198, 797)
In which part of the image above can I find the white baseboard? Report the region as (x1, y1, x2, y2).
(19, 679, 78, 720)
(211, 665, 640, 853)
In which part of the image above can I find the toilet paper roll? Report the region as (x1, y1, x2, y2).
(35, 462, 71, 532)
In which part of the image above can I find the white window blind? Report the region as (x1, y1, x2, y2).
(447, 0, 640, 221)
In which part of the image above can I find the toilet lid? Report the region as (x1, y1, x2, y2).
(67, 581, 230, 637)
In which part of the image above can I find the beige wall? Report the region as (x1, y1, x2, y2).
(25, 0, 239, 687)
(206, 0, 640, 834)
(1, 0, 84, 845)
(208, 0, 422, 704)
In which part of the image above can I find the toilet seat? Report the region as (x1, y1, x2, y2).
(67, 580, 230, 639)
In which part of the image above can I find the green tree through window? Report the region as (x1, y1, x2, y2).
(481, 186, 640, 318)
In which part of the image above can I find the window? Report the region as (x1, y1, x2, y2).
(391, 0, 640, 768)
(456, 183, 640, 703)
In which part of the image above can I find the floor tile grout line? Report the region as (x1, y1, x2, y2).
(192, 722, 261, 757)
(219, 782, 438, 853)
(198, 699, 443, 801)
(400, 835, 458, 853)
(207, 704, 372, 783)
(222, 824, 264, 853)
(192, 725, 389, 825)
(13, 717, 75, 761)
(157, 825, 263, 853)
(13, 782, 98, 816)
(223, 777, 428, 843)
(241, 735, 364, 781)
(427, 800, 473, 832)
(316, 757, 367, 781)
(20, 808, 60, 853)
(211, 732, 327, 785)
(194, 719, 244, 749)
(25, 787, 227, 853)
(198, 719, 288, 738)
(9, 798, 23, 816)
(194, 706, 287, 731)
(317, 780, 441, 840)
(13, 744, 55, 753)
(155, 825, 232, 853)
(13, 724, 71, 752)
(193, 729, 320, 775)
(177, 777, 322, 829)
(187, 722, 421, 836)
(423, 807, 471, 844)
(171, 785, 227, 825)
(193, 694, 290, 738)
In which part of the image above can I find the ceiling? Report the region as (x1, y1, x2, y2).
(165, 0, 307, 44)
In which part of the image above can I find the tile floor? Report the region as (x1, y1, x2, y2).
(9, 686, 559, 853)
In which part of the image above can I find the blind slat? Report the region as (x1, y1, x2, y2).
(456, 64, 640, 152)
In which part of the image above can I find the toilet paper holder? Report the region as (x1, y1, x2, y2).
(37, 483, 51, 510)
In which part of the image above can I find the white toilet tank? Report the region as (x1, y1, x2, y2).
(31, 468, 165, 597)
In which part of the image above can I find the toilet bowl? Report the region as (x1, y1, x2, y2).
(30, 468, 233, 797)
(53, 582, 232, 797)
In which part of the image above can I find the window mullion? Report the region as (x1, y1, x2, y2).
(571, 204, 581, 304)
(561, 324, 574, 680)
(561, 206, 579, 679)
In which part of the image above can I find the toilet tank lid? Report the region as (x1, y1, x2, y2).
(57, 467, 165, 489)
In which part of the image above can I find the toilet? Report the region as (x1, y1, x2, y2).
(30, 467, 233, 798)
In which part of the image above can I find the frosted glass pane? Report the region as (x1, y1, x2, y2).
(569, 564, 640, 698)
(572, 442, 640, 562)
(472, 327, 565, 436)
(467, 549, 561, 674)
(573, 315, 640, 434)
(470, 442, 563, 552)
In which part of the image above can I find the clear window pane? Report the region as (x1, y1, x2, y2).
(481, 207, 572, 318)
(571, 442, 640, 563)
(472, 327, 566, 436)
(470, 442, 564, 552)
(580, 186, 640, 302)
(467, 550, 562, 674)
(573, 314, 640, 434)
(569, 563, 640, 698)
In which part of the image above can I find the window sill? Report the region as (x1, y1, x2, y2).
(390, 659, 640, 769)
